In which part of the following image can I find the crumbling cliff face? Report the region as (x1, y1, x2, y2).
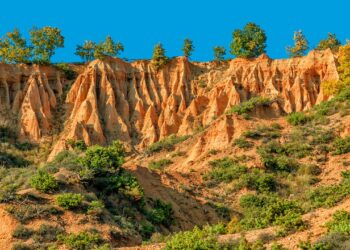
(48, 49, 338, 159)
(0, 64, 65, 141)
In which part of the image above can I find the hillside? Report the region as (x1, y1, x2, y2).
(1, 48, 350, 250)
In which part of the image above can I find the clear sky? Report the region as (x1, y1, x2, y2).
(1, 0, 349, 62)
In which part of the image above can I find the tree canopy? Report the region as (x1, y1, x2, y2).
(152, 43, 168, 71)
(230, 22, 267, 58)
(30, 26, 64, 64)
(0, 28, 32, 64)
(182, 38, 194, 58)
(286, 30, 309, 58)
(316, 33, 342, 51)
(213, 46, 226, 61)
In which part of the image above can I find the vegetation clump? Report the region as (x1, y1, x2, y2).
(30, 170, 58, 193)
(230, 22, 267, 58)
(148, 158, 173, 170)
(56, 193, 83, 210)
(213, 46, 226, 61)
(145, 135, 190, 155)
(227, 96, 273, 116)
(316, 33, 341, 51)
(152, 43, 168, 71)
(286, 30, 309, 57)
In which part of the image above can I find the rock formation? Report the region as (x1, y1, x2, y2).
(48, 49, 338, 160)
(0, 63, 65, 141)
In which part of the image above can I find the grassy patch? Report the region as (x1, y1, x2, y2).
(227, 96, 273, 115)
(148, 159, 173, 170)
(145, 135, 190, 155)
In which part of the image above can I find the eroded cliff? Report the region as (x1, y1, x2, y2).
(49, 50, 338, 159)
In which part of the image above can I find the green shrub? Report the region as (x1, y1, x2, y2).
(240, 169, 277, 193)
(78, 140, 125, 175)
(58, 231, 102, 250)
(238, 194, 304, 233)
(12, 225, 33, 239)
(286, 112, 309, 126)
(333, 136, 350, 155)
(148, 158, 173, 170)
(87, 200, 104, 219)
(325, 210, 350, 234)
(139, 221, 155, 239)
(147, 199, 174, 226)
(165, 225, 222, 250)
(233, 137, 253, 149)
(308, 176, 350, 208)
(204, 157, 248, 184)
(56, 193, 83, 210)
(67, 139, 87, 151)
(30, 170, 58, 193)
(228, 96, 273, 115)
(145, 135, 190, 155)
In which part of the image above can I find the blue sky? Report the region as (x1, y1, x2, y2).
(1, 0, 349, 62)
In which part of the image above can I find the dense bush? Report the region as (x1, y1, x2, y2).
(237, 194, 304, 233)
(147, 199, 174, 226)
(333, 136, 350, 155)
(308, 173, 350, 208)
(58, 231, 103, 250)
(233, 137, 253, 149)
(56, 193, 83, 210)
(325, 210, 350, 234)
(240, 169, 277, 193)
(286, 112, 309, 126)
(78, 140, 125, 175)
(258, 142, 299, 172)
(165, 225, 224, 250)
(30, 170, 58, 193)
(145, 135, 190, 155)
(204, 157, 248, 184)
(228, 96, 272, 115)
(148, 158, 173, 170)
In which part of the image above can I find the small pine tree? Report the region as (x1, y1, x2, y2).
(152, 43, 168, 71)
(316, 33, 342, 51)
(230, 22, 267, 58)
(182, 38, 194, 58)
(30, 26, 64, 64)
(0, 28, 32, 64)
(286, 30, 309, 58)
(75, 40, 96, 62)
(213, 46, 226, 61)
